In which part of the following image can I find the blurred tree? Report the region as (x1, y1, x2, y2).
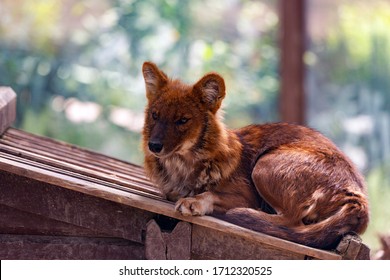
(0, 0, 279, 163)
(306, 0, 390, 250)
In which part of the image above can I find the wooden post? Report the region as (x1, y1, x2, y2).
(336, 234, 371, 260)
(279, 0, 306, 124)
(0, 87, 17, 135)
(145, 220, 191, 260)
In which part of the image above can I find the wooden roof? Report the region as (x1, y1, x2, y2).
(0, 87, 369, 259)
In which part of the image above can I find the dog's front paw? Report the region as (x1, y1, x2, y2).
(175, 197, 207, 216)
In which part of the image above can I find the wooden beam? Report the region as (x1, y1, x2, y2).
(0, 170, 155, 244)
(0, 129, 358, 260)
(0, 155, 341, 260)
(279, 0, 306, 124)
(0, 204, 110, 237)
(192, 224, 305, 260)
(0, 87, 17, 135)
(0, 234, 144, 260)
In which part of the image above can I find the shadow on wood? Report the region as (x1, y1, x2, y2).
(0, 88, 370, 259)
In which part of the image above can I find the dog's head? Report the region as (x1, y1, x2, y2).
(142, 62, 226, 158)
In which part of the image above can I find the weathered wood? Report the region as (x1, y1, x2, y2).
(0, 171, 155, 243)
(0, 234, 144, 260)
(0, 87, 17, 135)
(6, 128, 147, 178)
(0, 152, 341, 259)
(166, 221, 191, 260)
(192, 224, 305, 260)
(356, 243, 371, 260)
(145, 220, 166, 260)
(145, 220, 191, 260)
(1, 128, 161, 199)
(0, 129, 368, 260)
(0, 204, 110, 237)
(336, 234, 370, 260)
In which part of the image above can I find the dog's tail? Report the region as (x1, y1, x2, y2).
(218, 203, 369, 249)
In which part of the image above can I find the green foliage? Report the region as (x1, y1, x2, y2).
(363, 166, 390, 250)
(1, 0, 390, 251)
(0, 0, 279, 163)
(307, 1, 390, 251)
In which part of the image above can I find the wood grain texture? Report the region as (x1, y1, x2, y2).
(192, 224, 305, 260)
(1, 129, 160, 198)
(0, 87, 17, 135)
(0, 234, 144, 260)
(166, 222, 191, 260)
(0, 129, 362, 259)
(0, 154, 341, 259)
(336, 234, 370, 260)
(0, 170, 155, 243)
(0, 204, 110, 237)
(145, 220, 192, 260)
(145, 220, 166, 260)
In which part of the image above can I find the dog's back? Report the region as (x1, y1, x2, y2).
(142, 62, 369, 249)
(224, 123, 369, 249)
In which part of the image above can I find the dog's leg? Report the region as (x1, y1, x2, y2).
(175, 187, 260, 217)
(175, 191, 216, 216)
(251, 150, 321, 227)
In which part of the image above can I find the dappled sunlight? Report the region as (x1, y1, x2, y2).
(307, 0, 390, 251)
(1, 0, 390, 253)
(51, 95, 144, 132)
(0, 0, 279, 164)
(63, 98, 101, 124)
(109, 106, 144, 132)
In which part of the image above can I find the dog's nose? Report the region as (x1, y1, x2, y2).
(148, 141, 163, 153)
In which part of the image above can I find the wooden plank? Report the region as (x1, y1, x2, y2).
(0, 170, 155, 243)
(0, 87, 17, 135)
(145, 220, 192, 260)
(0, 156, 159, 206)
(0, 128, 345, 259)
(3, 128, 149, 179)
(145, 220, 167, 260)
(279, 0, 306, 124)
(166, 222, 191, 260)
(192, 224, 304, 260)
(5, 128, 146, 177)
(0, 234, 144, 260)
(0, 156, 341, 259)
(0, 145, 161, 200)
(0, 129, 160, 197)
(0, 204, 110, 237)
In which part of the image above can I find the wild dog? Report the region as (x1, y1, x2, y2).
(141, 61, 369, 249)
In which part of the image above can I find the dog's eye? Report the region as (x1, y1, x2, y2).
(151, 112, 158, 120)
(176, 117, 189, 125)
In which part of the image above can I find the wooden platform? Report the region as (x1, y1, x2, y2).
(0, 87, 370, 260)
(0, 87, 16, 136)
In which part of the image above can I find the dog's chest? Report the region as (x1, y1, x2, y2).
(160, 156, 222, 198)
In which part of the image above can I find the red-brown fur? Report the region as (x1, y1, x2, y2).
(142, 62, 369, 249)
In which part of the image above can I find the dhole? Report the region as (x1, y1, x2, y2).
(142, 62, 369, 249)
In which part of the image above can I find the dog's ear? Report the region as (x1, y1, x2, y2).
(142, 62, 168, 100)
(193, 73, 226, 113)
